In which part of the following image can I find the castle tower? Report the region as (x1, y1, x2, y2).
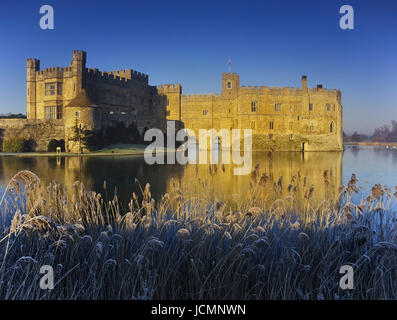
(71, 50, 87, 95)
(157, 84, 182, 121)
(222, 73, 240, 99)
(26, 58, 40, 119)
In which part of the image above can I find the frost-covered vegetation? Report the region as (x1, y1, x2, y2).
(0, 169, 396, 299)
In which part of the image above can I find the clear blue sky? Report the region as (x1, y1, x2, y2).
(0, 0, 396, 134)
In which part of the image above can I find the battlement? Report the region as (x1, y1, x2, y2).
(72, 50, 86, 61)
(26, 58, 40, 70)
(157, 84, 182, 94)
(113, 69, 148, 82)
(222, 72, 239, 76)
(86, 68, 149, 85)
(237, 85, 339, 96)
(35, 66, 73, 79)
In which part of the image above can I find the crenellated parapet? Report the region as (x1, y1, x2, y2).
(237, 84, 340, 97)
(86, 68, 149, 85)
(26, 58, 40, 70)
(157, 84, 182, 94)
(35, 66, 73, 80)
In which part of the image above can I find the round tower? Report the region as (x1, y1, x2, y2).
(26, 58, 40, 119)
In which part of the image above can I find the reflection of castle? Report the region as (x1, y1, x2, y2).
(0, 151, 342, 208)
(23, 49, 342, 152)
(166, 151, 343, 208)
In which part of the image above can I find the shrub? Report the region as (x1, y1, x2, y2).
(47, 139, 65, 152)
(104, 122, 141, 145)
(2, 137, 26, 152)
(84, 130, 104, 151)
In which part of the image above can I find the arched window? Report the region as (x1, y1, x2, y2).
(330, 121, 335, 133)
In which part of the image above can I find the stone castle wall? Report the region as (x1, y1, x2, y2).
(0, 119, 64, 151)
(160, 73, 343, 151)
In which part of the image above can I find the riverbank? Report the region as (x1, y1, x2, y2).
(344, 141, 397, 147)
(0, 144, 172, 157)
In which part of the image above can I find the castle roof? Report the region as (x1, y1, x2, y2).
(65, 89, 97, 108)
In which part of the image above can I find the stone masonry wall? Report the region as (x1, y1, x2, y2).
(0, 119, 65, 152)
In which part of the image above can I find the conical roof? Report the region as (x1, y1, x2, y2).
(65, 89, 97, 108)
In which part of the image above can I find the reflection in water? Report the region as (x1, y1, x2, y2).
(1, 147, 397, 210)
(0, 151, 344, 210)
(168, 151, 343, 209)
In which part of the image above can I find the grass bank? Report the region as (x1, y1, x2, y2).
(0, 144, 172, 157)
(0, 170, 396, 299)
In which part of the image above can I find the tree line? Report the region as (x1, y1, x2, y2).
(345, 120, 397, 142)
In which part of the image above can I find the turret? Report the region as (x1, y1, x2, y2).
(222, 72, 240, 99)
(71, 50, 86, 94)
(157, 84, 182, 121)
(26, 58, 40, 119)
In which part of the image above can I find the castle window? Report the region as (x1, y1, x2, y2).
(203, 110, 208, 116)
(57, 83, 63, 95)
(289, 134, 293, 140)
(330, 121, 335, 133)
(289, 122, 293, 130)
(309, 103, 314, 111)
(45, 83, 56, 96)
(290, 105, 293, 112)
(75, 111, 80, 118)
(269, 121, 274, 130)
(251, 101, 258, 112)
(326, 103, 331, 112)
(275, 103, 282, 112)
(227, 81, 232, 89)
(251, 121, 256, 129)
(269, 134, 274, 140)
(44, 106, 56, 119)
(297, 115, 301, 120)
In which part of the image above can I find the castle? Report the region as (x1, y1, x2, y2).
(0, 50, 343, 152)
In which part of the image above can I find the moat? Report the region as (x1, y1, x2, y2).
(0, 146, 396, 210)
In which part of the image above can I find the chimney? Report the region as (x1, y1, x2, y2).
(302, 75, 307, 91)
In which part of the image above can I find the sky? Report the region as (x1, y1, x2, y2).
(0, 0, 396, 135)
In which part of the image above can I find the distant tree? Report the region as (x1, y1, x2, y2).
(351, 131, 361, 142)
(0, 113, 26, 119)
(389, 120, 397, 141)
(372, 124, 391, 142)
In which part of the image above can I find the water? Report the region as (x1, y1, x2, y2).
(0, 146, 396, 209)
